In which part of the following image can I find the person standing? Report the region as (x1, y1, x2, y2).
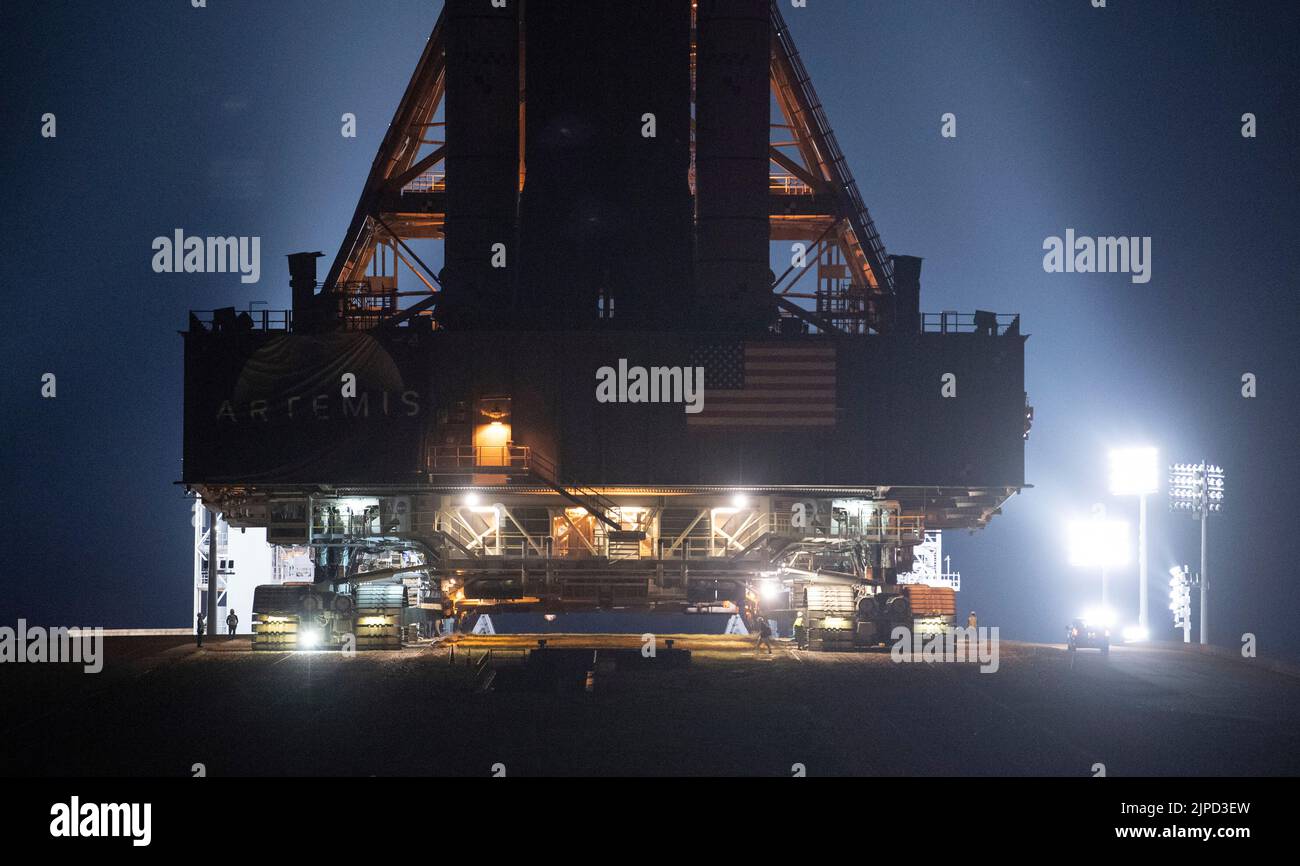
(755, 616, 774, 655)
(967, 610, 978, 629)
(196, 612, 206, 647)
(226, 609, 239, 638)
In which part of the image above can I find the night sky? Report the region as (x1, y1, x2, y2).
(1, 0, 1296, 652)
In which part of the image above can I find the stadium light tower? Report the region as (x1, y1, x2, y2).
(1168, 564, 1193, 643)
(1067, 506, 1130, 610)
(1108, 447, 1158, 634)
(1169, 461, 1224, 645)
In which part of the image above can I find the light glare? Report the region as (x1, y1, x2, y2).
(1081, 606, 1116, 627)
(1067, 518, 1130, 568)
(1109, 447, 1159, 495)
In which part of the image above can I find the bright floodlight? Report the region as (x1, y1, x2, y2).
(1081, 606, 1116, 627)
(1109, 447, 1158, 496)
(1067, 518, 1130, 568)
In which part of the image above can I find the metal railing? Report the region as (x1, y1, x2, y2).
(438, 513, 492, 553)
(308, 503, 926, 564)
(428, 445, 534, 474)
(770, 173, 814, 195)
(401, 172, 446, 194)
(922, 311, 1020, 335)
(896, 570, 962, 592)
(704, 510, 926, 557)
(189, 279, 411, 333)
(190, 308, 293, 331)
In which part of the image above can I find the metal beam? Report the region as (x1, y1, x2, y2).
(666, 509, 709, 555)
(384, 145, 447, 193)
(775, 295, 847, 336)
(374, 216, 442, 290)
(325, 11, 447, 290)
(769, 145, 825, 192)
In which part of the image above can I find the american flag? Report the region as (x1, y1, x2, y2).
(687, 341, 837, 429)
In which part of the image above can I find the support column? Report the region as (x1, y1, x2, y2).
(1199, 509, 1208, 645)
(207, 509, 220, 636)
(1138, 494, 1148, 631)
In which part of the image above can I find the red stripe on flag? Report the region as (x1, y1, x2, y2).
(688, 341, 837, 429)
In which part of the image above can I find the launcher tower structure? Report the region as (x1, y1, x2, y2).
(183, 1, 1029, 640)
(321, 0, 895, 338)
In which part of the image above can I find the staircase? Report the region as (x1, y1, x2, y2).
(606, 535, 643, 562)
(527, 450, 622, 531)
(770, 0, 893, 294)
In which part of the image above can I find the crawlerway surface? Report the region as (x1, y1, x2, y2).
(2, 635, 1298, 777)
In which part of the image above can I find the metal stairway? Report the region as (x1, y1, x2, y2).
(770, 0, 894, 300)
(527, 451, 622, 531)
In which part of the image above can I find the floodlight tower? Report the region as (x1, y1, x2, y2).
(1168, 564, 1192, 643)
(1067, 504, 1129, 610)
(1169, 461, 1224, 644)
(1109, 447, 1157, 634)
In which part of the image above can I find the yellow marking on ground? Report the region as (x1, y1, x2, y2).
(447, 633, 777, 654)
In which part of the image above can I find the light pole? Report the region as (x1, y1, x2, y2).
(1068, 507, 1130, 615)
(1200, 504, 1207, 643)
(1169, 462, 1224, 645)
(1108, 447, 1158, 634)
(1168, 565, 1192, 643)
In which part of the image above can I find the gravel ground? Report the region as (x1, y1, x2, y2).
(2, 636, 1298, 777)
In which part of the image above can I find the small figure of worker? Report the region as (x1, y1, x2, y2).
(195, 612, 206, 647)
(226, 609, 239, 637)
(792, 610, 807, 650)
(967, 610, 978, 629)
(755, 616, 774, 655)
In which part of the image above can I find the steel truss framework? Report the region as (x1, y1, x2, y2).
(323, 0, 894, 336)
(200, 488, 1017, 604)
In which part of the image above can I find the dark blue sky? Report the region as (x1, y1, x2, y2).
(1, 1, 1296, 649)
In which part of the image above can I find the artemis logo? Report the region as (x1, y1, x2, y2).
(50, 797, 151, 847)
(1042, 229, 1151, 284)
(595, 360, 705, 414)
(216, 389, 421, 422)
(152, 229, 261, 284)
